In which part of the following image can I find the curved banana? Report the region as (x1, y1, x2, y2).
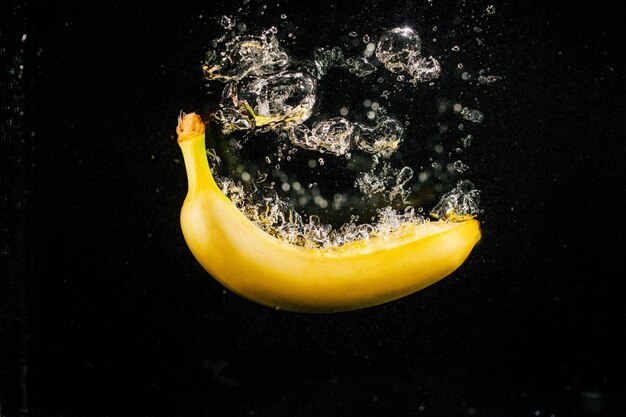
(177, 113, 481, 313)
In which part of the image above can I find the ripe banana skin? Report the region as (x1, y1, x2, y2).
(177, 113, 481, 313)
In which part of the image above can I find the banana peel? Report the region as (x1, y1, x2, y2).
(177, 112, 481, 313)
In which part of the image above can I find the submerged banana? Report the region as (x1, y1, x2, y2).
(177, 113, 481, 312)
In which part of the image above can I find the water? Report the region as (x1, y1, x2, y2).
(201, 23, 487, 248)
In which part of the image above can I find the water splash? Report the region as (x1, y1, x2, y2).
(286, 118, 355, 156)
(216, 71, 317, 133)
(201, 22, 485, 248)
(430, 180, 481, 221)
(218, 176, 427, 249)
(203, 28, 289, 81)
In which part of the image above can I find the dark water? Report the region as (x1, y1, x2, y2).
(2, 0, 625, 416)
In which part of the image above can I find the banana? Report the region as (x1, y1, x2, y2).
(177, 112, 481, 313)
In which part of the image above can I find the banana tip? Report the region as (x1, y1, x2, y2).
(177, 112, 205, 142)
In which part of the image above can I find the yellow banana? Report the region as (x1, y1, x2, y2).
(177, 112, 481, 313)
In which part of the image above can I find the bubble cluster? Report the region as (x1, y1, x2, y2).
(430, 180, 481, 221)
(460, 107, 485, 123)
(203, 28, 288, 81)
(354, 158, 414, 203)
(286, 118, 354, 156)
(206, 27, 418, 158)
(376, 27, 441, 84)
(202, 23, 484, 248)
(219, 176, 427, 249)
(216, 71, 317, 133)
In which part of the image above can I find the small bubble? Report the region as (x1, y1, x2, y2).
(362, 34, 370, 43)
(318, 158, 325, 166)
(451, 45, 460, 52)
(477, 74, 501, 84)
(219, 15, 236, 30)
(457, 63, 464, 69)
(280, 14, 287, 19)
(265, 156, 272, 164)
(462, 134, 474, 147)
(349, 31, 358, 37)
(453, 160, 469, 173)
(460, 107, 484, 123)
(397, 75, 405, 81)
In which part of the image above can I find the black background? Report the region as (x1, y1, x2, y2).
(2, 0, 625, 416)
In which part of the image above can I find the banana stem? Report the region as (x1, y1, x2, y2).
(177, 113, 218, 198)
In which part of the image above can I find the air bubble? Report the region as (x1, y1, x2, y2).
(375, 27, 441, 84)
(354, 117, 404, 158)
(203, 29, 289, 81)
(460, 107, 484, 123)
(219, 15, 236, 30)
(478, 74, 501, 84)
(453, 160, 469, 173)
(430, 180, 481, 221)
